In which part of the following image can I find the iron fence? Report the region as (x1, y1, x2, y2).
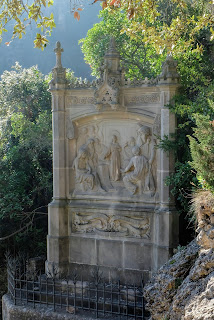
(7, 257, 147, 319)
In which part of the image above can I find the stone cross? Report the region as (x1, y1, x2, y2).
(54, 41, 64, 68)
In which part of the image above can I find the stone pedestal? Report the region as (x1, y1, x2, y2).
(46, 41, 180, 283)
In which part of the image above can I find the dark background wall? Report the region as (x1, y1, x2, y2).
(0, 0, 100, 78)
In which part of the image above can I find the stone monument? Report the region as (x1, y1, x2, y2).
(47, 39, 179, 283)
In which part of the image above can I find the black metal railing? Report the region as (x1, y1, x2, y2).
(7, 257, 147, 319)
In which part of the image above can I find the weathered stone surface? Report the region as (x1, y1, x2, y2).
(144, 240, 199, 320)
(170, 249, 214, 320)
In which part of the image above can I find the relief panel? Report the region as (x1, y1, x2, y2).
(71, 119, 158, 198)
(126, 93, 160, 105)
(71, 211, 150, 239)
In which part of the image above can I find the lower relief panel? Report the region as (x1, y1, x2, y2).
(71, 210, 151, 238)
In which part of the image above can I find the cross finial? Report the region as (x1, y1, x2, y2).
(54, 41, 64, 68)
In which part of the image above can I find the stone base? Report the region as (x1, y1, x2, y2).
(2, 294, 108, 320)
(47, 201, 179, 283)
(46, 234, 173, 285)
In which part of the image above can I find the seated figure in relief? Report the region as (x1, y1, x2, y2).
(122, 146, 148, 195)
(104, 135, 122, 181)
(73, 146, 105, 192)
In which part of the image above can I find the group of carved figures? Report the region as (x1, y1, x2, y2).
(72, 125, 156, 195)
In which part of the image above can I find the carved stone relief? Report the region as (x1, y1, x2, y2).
(123, 77, 158, 87)
(67, 96, 96, 105)
(122, 146, 149, 195)
(72, 142, 105, 193)
(136, 125, 156, 195)
(126, 93, 160, 105)
(72, 121, 157, 197)
(72, 212, 150, 238)
(94, 84, 120, 111)
(104, 135, 122, 181)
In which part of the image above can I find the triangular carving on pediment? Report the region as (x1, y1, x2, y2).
(94, 82, 121, 111)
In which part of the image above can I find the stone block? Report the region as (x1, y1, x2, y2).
(47, 235, 69, 264)
(52, 111, 65, 139)
(97, 239, 123, 268)
(52, 139, 66, 169)
(69, 236, 97, 265)
(52, 168, 67, 198)
(48, 201, 68, 237)
(124, 241, 152, 271)
(155, 210, 179, 247)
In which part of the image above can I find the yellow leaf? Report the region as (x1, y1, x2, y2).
(41, 0, 46, 7)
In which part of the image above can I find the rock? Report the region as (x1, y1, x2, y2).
(144, 240, 199, 320)
(170, 249, 214, 320)
(193, 190, 214, 250)
(144, 190, 214, 320)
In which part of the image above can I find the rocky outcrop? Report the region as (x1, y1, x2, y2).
(144, 240, 199, 320)
(144, 190, 214, 320)
(170, 248, 214, 320)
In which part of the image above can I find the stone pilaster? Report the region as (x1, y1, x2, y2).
(151, 55, 180, 271)
(46, 42, 69, 276)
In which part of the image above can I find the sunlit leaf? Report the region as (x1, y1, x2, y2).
(41, 0, 46, 7)
(74, 11, 80, 21)
(102, 1, 107, 9)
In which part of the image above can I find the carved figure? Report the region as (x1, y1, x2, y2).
(88, 125, 97, 139)
(136, 125, 156, 193)
(73, 147, 94, 192)
(122, 146, 148, 195)
(124, 137, 136, 160)
(73, 146, 104, 192)
(85, 138, 98, 170)
(105, 135, 122, 181)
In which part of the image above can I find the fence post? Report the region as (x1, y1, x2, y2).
(141, 279, 145, 320)
(118, 280, 121, 319)
(96, 280, 98, 319)
(53, 277, 56, 311)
